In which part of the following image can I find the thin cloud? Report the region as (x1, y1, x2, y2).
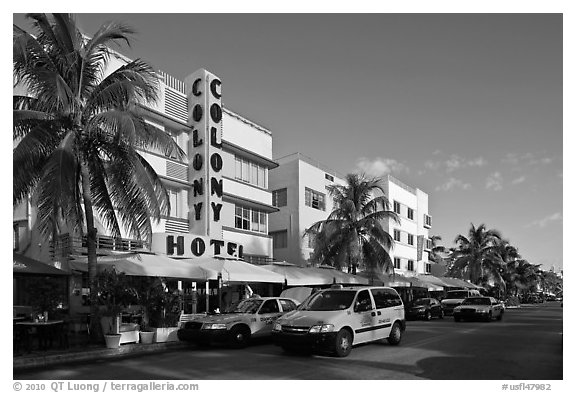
(511, 176, 526, 185)
(526, 212, 562, 228)
(355, 157, 409, 177)
(435, 178, 472, 192)
(502, 152, 555, 167)
(424, 154, 487, 174)
(486, 172, 504, 191)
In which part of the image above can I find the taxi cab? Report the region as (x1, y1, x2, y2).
(453, 296, 504, 322)
(272, 285, 406, 357)
(177, 296, 299, 348)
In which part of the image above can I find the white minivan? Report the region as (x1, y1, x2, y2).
(272, 286, 406, 357)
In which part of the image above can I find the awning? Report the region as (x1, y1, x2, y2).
(358, 271, 432, 288)
(261, 263, 369, 286)
(13, 253, 70, 276)
(69, 253, 218, 281)
(312, 265, 369, 285)
(416, 274, 448, 291)
(261, 263, 329, 286)
(179, 257, 286, 284)
(438, 277, 479, 289)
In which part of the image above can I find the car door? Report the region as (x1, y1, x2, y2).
(254, 299, 282, 337)
(352, 289, 377, 344)
(430, 298, 441, 317)
(371, 288, 403, 340)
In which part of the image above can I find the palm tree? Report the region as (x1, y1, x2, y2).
(305, 173, 399, 275)
(13, 14, 183, 339)
(428, 234, 446, 264)
(448, 223, 502, 285)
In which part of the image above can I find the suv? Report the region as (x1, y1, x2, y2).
(272, 286, 406, 357)
(441, 289, 481, 316)
(177, 297, 299, 348)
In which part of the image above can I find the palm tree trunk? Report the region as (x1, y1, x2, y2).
(80, 162, 100, 342)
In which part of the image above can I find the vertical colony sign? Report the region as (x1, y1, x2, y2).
(185, 69, 223, 238)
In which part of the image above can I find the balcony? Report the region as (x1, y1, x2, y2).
(51, 233, 149, 260)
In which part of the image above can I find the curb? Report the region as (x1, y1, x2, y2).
(14, 341, 189, 372)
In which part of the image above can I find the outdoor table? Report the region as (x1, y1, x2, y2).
(15, 320, 66, 351)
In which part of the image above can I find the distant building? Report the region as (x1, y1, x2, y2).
(268, 153, 433, 275)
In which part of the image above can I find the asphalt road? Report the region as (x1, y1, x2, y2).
(14, 302, 563, 380)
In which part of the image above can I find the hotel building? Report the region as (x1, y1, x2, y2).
(14, 57, 277, 267)
(268, 153, 433, 276)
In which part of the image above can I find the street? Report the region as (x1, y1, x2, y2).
(14, 302, 562, 380)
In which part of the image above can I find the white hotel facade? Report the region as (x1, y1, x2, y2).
(268, 153, 433, 277)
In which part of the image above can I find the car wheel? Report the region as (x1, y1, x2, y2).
(497, 311, 503, 321)
(485, 312, 492, 322)
(229, 326, 251, 349)
(334, 329, 353, 357)
(425, 311, 432, 321)
(387, 322, 402, 346)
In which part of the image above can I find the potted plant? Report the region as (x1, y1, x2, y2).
(95, 269, 136, 348)
(134, 277, 181, 342)
(138, 321, 155, 344)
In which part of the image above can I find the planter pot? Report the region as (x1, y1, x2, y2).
(139, 331, 155, 344)
(104, 334, 122, 349)
(152, 327, 180, 343)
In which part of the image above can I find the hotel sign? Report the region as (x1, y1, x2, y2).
(152, 233, 244, 259)
(185, 69, 223, 237)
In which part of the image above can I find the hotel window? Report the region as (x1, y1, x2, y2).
(393, 229, 401, 242)
(235, 156, 267, 188)
(424, 214, 432, 227)
(407, 208, 414, 220)
(407, 260, 414, 271)
(393, 201, 401, 214)
(271, 230, 288, 249)
(305, 187, 325, 211)
(426, 238, 433, 249)
(167, 188, 184, 218)
(235, 205, 267, 234)
(393, 258, 401, 269)
(325, 173, 334, 182)
(426, 263, 431, 273)
(408, 234, 414, 245)
(272, 188, 287, 207)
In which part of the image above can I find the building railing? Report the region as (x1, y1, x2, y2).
(51, 233, 149, 260)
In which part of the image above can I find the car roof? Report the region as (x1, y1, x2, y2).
(321, 286, 396, 291)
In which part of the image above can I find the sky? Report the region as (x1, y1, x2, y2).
(11, 11, 565, 272)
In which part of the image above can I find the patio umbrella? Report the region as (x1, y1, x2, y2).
(179, 257, 285, 284)
(311, 265, 369, 285)
(416, 274, 447, 291)
(13, 253, 69, 276)
(68, 253, 218, 281)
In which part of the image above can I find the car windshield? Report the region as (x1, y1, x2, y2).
(228, 299, 263, 314)
(461, 298, 491, 306)
(446, 291, 469, 299)
(301, 290, 356, 311)
(412, 298, 430, 306)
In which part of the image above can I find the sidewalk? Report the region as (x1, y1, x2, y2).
(14, 334, 189, 372)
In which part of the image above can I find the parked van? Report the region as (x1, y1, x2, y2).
(272, 285, 405, 357)
(440, 289, 482, 316)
